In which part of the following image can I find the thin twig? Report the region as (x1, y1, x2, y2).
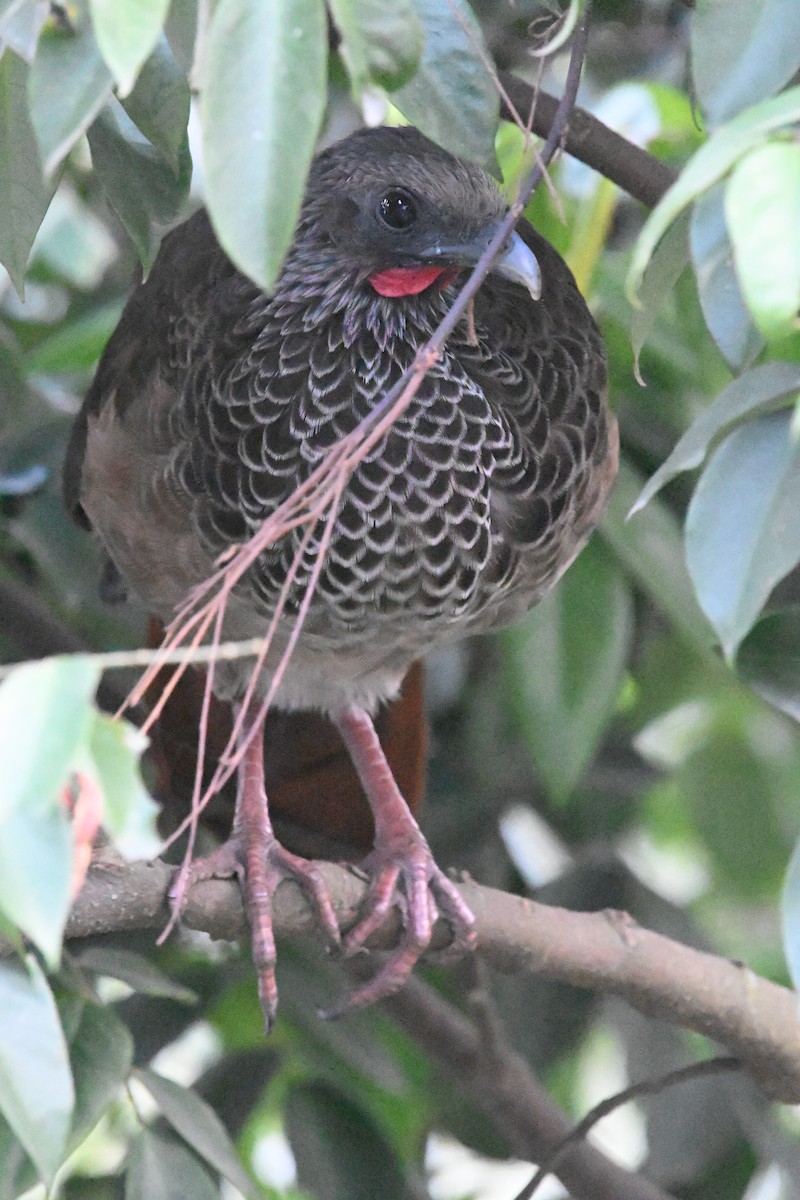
(513, 1056, 741, 1200)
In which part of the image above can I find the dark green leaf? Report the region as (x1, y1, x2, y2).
(201, 0, 327, 292)
(0, 50, 56, 292)
(286, 1081, 408, 1200)
(0, 657, 100, 961)
(25, 301, 123, 374)
(125, 1129, 219, 1200)
(76, 947, 198, 1003)
(781, 837, 800, 988)
(633, 362, 800, 514)
(631, 208, 690, 380)
(66, 1003, 133, 1156)
(87, 99, 191, 269)
(689, 182, 764, 370)
(600, 458, 714, 654)
(28, 0, 113, 175)
(692, 0, 800, 127)
(501, 539, 633, 803)
(394, 0, 499, 167)
(0, 956, 74, 1184)
(88, 0, 170, 96)
(120, 35, 191, 173)
(725, 140, 800, 340)
(89, 713, 160, 859)
(686, 410, 800, 657)
(738, 610, 800, 723)
(135, 1068, 259, 1199)
(329, 0, 422, 96)
(0, 1114, 33, 1200)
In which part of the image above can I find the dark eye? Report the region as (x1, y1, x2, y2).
(378, 189, 417, 231)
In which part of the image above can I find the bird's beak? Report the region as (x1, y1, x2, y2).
(493, 232, 542, 301)
(420, 228, 541, 301)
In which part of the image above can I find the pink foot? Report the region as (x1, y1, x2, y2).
(328, 706, 478, 1015)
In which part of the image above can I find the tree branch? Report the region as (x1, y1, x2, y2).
(61, 856, 800, 1104)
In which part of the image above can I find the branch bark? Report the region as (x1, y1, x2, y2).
(64, 855, 800, 1105)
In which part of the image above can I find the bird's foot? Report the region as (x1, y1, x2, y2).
(169, 834, 340, 1031)
(324, 830, 476, 1016)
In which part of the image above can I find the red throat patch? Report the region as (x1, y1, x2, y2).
(369, 265, 457, 297)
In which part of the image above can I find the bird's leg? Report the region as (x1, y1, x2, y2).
(330, 704, 477, 1011)
(170, 699, 340, 1031)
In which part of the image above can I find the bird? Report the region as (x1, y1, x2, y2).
(64, 124, 617, 1028)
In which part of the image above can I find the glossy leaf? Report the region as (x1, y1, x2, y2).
(89, 713, 160, 859)
(725, 140, 800, 339)
(125, 1129, 219, 1200)
(692, 0, 800, 127)
(87, 99, 191, 269)
(0, 657, 100, 962)
(738, 610, 800, 724)
(631, 208, 690, 379)
(76, 947, 198, 1003)
(201, 0, 327, 293)
(0, 50, 55, 292)
(633, 362, 800, 514)
(29, 0, 113, 175)
(501, 539, 633, 803)
(89, 0, 169, 96)
(66, 1003, 133, 1156)
(394, 0, 498, 167)
(686, 410, 800, 658)
(690, 182, 764, 370)
(628, 86, 800, 302)
(0, 0, 47, 60)
(781, 837, 800, 989)
(329, 0, 422, 97)
(0, 956, 73, 1184)
(136, 1068, 259, 1198)
(286, 1081, 408, 1200)
(121, 36, 191, 173)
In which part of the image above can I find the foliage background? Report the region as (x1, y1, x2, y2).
(0, 0, 800, 1197)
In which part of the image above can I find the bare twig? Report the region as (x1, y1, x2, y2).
(513, 1056, 741, 1199)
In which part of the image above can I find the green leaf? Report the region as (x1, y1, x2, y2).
(25, 301, 124, 374)
(686, 409, 800, 658)
(329, 0, 422, 97)
(0, 657, 100, 962)
(600, 458, 714, 655)
(0, 0, 47, 61)
(28, 0, 113, 175)
(782, 837, 800, 988)
(0, 1114, 33, 1200)
(286, 1081, 409, 1200)
(689, 182, 764, 370)
(631, 208, 690, 380)
(76, 946, 198, 1003)
(89, 713, 160, 859)
(89, 0, 169, 96)
(393, 0, 499, 167)
(738, 610, 800, 724)
(125, 1129, 219, 1200)
(501, 539, 633, 803)
(120, 36, 191, 174)
(725, 140, 800, 340)
(0, 956, 74, 1184)
(201, 0, 327, 293)
(66, 1003, 133, 1157)
(632, 362, 800, 514)
(0, 50, 56, 293)
(87, 98, 191, 269)
(135, 1069, 260, 1199)
(628, 86, 800, 303)
(692, 0, 800, 127)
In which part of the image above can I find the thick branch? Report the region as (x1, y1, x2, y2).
(64, 857, 800, 1104)
(499, 76, 678, 208)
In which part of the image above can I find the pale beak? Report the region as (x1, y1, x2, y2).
(493, 232, 542, 301)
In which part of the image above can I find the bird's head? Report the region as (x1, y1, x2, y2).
(291, 126, 541, 303)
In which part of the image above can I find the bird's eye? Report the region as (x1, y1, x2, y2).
(378, 189, 417, 231)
